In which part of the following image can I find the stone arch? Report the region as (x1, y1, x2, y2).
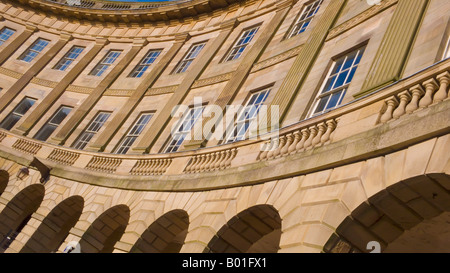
(0, 170, 9, 196)
(130, 209, 189, 253)
(324, 173, 450, 253)
(0, 184, 45, 252)
(79, 204, 130, 253)
(20, 195, 84, 253)
(204, 205, 282, 253)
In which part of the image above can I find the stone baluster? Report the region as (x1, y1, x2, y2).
(380, 96, 399, 123)
(296, 129, 309, 152)
(280, 134, 293, 156)
(224, 149, 237, 168)
(259, 141, 271, 160)
(419, 79, 439, 108)
(392, 90, 411, 119)
(321, 119, 337, 143)
(312, 122, 326, 147)
(267, 138, 279, 160)
(214, 151, 226, 170)
(288, 130, 301, 154)
(220, 150, 232, 169)
(273, 136, 286, 158)
(434, 71, 450, 102)
(303, 126, 317, 149)
(189, 156, 201, 173)
(405, 84, 425, 114)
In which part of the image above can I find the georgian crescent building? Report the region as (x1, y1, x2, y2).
(0, 0, 448, 253)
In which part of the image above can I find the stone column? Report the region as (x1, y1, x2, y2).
(355, 0, 429, 97)
(13, 38, 109, 136)
(183, 0, 294, 150)
(49, 39, 146, 145)
(86, 33, 191, 152)
(132, 20, 238, 154)
(260, 0, 347, 132)
(0, 32, 72, 113)
(0, 24, 37, 65)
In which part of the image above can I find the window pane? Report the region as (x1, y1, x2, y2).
(19, 39, 49, 63)
(34, 124, 57, 141)
(226, 89, 270, 143)
(34, 106, 72, 141)
(89, 50, 122, 76)
(0, 98, 36, 130)
(164, 106, 204, 153)
(225, 27, 259, 62)
(129, 50, 161, 78)
(288, 0, 323, 38)
(54, 46, 85, 71)
(312, 46, 366, 116)
(173, 43, 205, 74)
(115, 113, 153, 154)
(0, 27, 15, 46)
(72, 112, 110, 150)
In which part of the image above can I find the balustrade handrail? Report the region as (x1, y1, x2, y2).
(34, 0, 198, 11)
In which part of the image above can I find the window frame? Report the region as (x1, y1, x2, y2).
(71, 111, 111, 150)
(89, 50, 122, 77)
(34, 106, 73, 141)
(18, 38, 50, 63)
(286, 0, 323, 39)
(128, 49, 162, 78)
(114, 112, 154, 154)
(0, 97, 37, 130)
(53, 46, 85, 71)
(162, 105, 205, 153)
(223, 25, 260, 62)
(309, 45, 367, 117)
(172, 42, 206, 74)
(0, 27, 16, 46)
(224, 87, 271, 144)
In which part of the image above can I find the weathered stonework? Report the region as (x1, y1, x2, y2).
(0, 0, 449, 253)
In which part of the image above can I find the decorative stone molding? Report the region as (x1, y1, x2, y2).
(30, 77, 59, 88)
(251, 45, 302, 73)
(66, 84, 94, 94)
(327, 0, 398, 41)
(104, 89, 134, 97)
(192, 72, 234, 88)
(0, 67, 24, 79)
(146, 85, 178, 96)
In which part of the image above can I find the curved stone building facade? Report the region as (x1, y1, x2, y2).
(0, 0, 449, 253)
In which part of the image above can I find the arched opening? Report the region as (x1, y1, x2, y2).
(20, 195, 84, 253)
(79, 204, 130, 253)
(204, 205, 282, 253)
(130, 209, 189, 253)
(324, 173, 450, 253)
(0, 170, 8, 196)
(0, 184, 45, 252)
